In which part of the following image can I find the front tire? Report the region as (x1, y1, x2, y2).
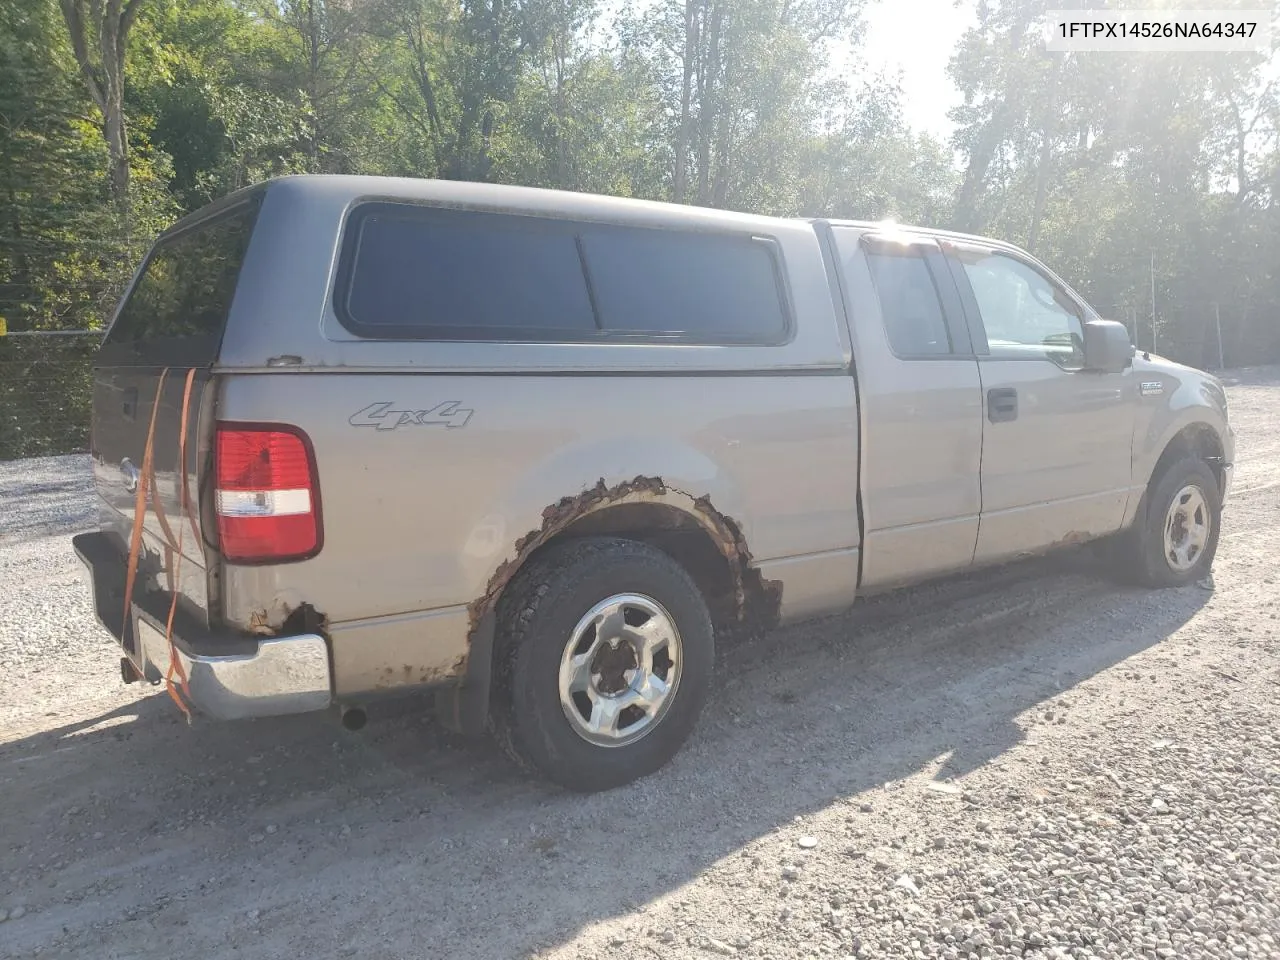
(1113, 456, 1221, 587)
(491, 537, 714, 792)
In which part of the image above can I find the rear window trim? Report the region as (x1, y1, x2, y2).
(330, 200, 795, 347)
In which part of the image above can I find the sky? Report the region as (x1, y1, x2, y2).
(855, 0, 978, 141)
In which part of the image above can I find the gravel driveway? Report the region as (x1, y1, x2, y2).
(2, 370, 1278, 960)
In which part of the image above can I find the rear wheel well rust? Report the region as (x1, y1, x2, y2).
(466, 478, 782, 648)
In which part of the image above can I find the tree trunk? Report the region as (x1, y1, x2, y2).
(673, 0, 699, 203)
(1027, 58, 1065, 253)
(305, 0, 321, 168)
(479, 4, 500, 180)
(59, 0, 147, 210)
(951, 13, 1032, 233)
(553, 25, 568, 187)
(1025, 129, 1052, 253)
(406, 14, 446, 174)
(101, 5, 129, 203)
(953, 121, 1003, 232)
(695, 0, 723, 205)
(710, 110, 732, 207)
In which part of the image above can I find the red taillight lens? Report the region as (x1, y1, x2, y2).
(215, 424, 321, 563)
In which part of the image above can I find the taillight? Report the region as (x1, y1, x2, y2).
(215, 423, 322, 563)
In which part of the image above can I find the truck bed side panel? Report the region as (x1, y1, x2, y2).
(216, 371, 861, 694)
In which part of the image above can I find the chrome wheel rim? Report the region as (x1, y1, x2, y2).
(558, 593, 683, 748)
(1163, 483, 1211, 573)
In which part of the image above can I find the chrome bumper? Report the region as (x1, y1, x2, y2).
(73, 531, 333, 721)
(133, 617, 331, 720)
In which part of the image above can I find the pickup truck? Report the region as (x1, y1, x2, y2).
(73, 175, 1234, 792)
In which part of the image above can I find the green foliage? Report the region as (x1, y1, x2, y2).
(797, 76, 960, 222)
(0, 0, 162, 336)
(0, 334, 97, 460)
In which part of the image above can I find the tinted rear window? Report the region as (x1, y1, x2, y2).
(343, 207, 596, 340)
(865, 250, 952, 357)
(101, 201, 259, 364)
(335, 203, 789, 344)
(581, 228, 786, 341)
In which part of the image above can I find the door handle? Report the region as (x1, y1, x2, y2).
(987, 387, 1018, 423)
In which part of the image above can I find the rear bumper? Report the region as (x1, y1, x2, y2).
(72, 532, 332, 721)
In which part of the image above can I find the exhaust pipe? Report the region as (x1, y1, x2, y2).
(339, 705, 367, 731)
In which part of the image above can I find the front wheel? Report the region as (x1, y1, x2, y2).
(1112, 456, 1222, 588)
(491, 537, 714, 792)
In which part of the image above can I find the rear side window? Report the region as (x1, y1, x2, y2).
(334, 203, 789, 345)
(580, 228, 787, 341)
(342, 207, 597, 340)
(865, 249, 952, 357)
(102, 201, 259, 365)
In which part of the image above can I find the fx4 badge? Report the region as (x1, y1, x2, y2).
(1140, 381, 1164, 398)
(349, 401, 474, 430)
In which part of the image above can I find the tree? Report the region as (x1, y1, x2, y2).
(128, 0, 315, 206)
(797, 75, 958, 223)
(59, 0, 150, 205)
(622, 0, 866, 210)
(947, 0, 1280, 365)
(1, 0, 136, 333)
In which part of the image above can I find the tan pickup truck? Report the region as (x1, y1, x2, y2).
(74, 175, 1234, 791)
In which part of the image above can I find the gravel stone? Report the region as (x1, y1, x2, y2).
(895, 875, 921, 896)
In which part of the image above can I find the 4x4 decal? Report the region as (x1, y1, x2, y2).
(349, 401, 474, 430)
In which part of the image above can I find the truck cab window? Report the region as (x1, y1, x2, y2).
(959, 252, 1084, 368)
(865, 250, 953, 357)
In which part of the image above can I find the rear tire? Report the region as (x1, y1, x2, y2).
(1109, 456, 1221, 588)
(491, 537, 714, 792)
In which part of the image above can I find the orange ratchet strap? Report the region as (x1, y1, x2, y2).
(119, 367, 199, 722)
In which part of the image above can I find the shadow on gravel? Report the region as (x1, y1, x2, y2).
(2, 549, 1210, 959)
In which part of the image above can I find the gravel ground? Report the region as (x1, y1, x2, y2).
(2, 370, 1279, 960)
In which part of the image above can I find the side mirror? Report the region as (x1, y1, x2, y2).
(1083, 320, 1133, 374)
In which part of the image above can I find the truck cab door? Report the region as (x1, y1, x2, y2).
(941, 241, 1137, 561)
(829, 227, 984, 590)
